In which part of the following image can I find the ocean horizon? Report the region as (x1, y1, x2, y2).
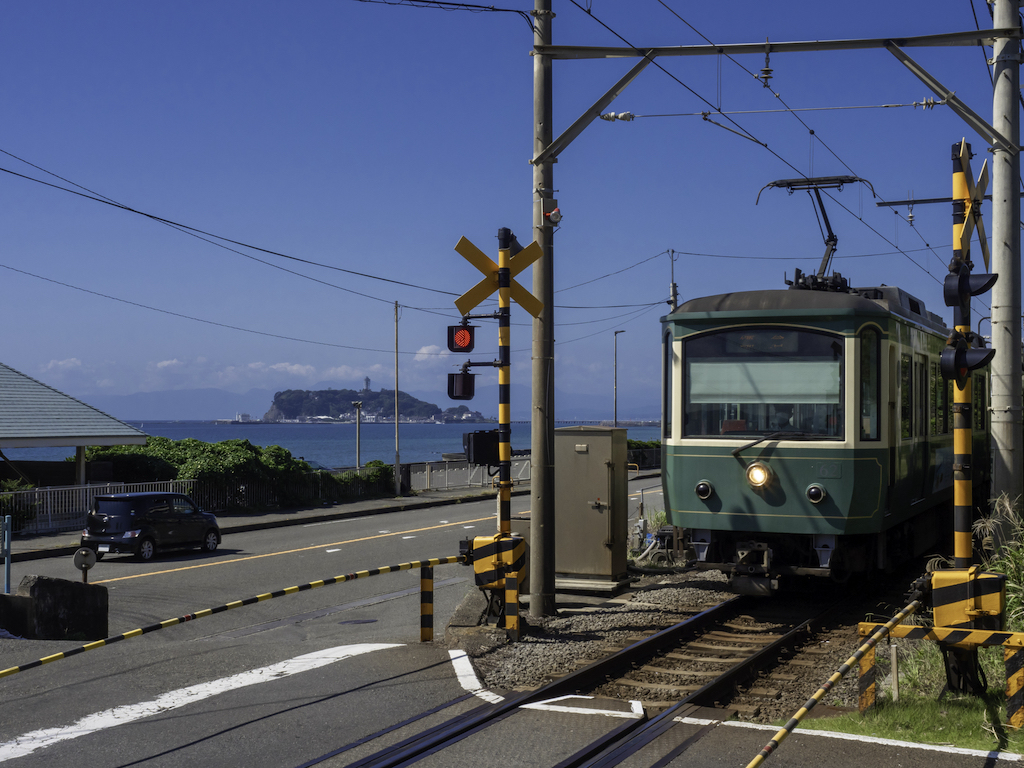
(5, 421, 661, 470)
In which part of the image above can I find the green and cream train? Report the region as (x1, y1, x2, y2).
(661, 275, 989, 595)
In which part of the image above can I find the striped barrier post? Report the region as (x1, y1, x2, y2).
(858, 646, 877, 713)
(746, 599, 921, 768)
(1007, 647, 1024, 729)
(0, 554, 463, 680)
(420, 565, 434, 643)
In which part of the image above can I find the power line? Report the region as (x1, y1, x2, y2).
(0, 163, 459, 303)
(0, 261, 449, 357)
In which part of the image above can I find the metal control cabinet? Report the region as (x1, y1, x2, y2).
(554, 427, 629, 592)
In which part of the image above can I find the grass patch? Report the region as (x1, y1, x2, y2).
(799, 690, 1024, 754)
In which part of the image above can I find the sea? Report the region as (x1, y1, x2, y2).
(4, 421, 661, 470)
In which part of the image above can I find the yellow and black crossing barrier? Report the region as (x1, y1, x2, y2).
(858, 619, 1024, 728)
(460, 533, 526, 641)
(0, 554, 463, 680)
(746, 598, 922, 768)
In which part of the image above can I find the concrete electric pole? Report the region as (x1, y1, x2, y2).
(988, 1, 1022, 514)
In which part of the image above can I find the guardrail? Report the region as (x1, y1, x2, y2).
(409, 458, 531, 492)
(0, 553, 465, 680)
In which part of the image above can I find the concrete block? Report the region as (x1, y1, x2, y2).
(11, 575, 108, 640)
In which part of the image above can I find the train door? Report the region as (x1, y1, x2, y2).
(887, 345, 897, 513)
(914, 354, 928, 500)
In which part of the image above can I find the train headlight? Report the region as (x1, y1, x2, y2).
(806, 484, 827, 504)
(745, 462, 773, 489)
(695, 480, 714, 500)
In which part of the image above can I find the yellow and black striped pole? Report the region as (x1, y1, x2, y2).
(497, 228, 512, 536)
(496, 227, 519, 640)
(420, 565, 434, 642)
(951, 143, 973, 569)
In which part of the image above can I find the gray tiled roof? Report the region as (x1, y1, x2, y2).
(0, 362, 148, 448)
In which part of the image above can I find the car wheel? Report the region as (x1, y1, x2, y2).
(201, 530, 219, 553)
(136, 538, 156, 562)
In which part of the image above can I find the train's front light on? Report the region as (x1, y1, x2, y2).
(695, 480, 714, 500)
(745, 462, 773, 489)
(806, 484, 827, 504)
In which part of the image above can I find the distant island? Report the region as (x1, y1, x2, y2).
(262, 387, 493, 424)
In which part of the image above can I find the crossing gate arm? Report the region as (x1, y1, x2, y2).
(0, 554, 465, 680)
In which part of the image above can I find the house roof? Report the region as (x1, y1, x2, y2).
(0, 362, 148, 448)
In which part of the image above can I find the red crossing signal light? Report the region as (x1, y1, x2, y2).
(448, 324, 476, 353)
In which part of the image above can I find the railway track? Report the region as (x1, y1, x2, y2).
(300, 592, 853, 767)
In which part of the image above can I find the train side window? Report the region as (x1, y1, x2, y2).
(915, 357, 927, 437)
(973, 373, 986, 431)
(930, 362, 948, 434)
(900, 354, 911, 440)
(859, 328, 879, 440)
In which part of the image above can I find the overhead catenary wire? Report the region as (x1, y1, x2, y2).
(574, 0, 969, 289)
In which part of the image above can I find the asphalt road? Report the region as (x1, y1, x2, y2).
(4, 482, 1022, 767)
(0, 495, 529, 767)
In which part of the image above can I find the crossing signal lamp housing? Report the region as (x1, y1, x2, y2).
(448, 365, 476, 401)
(941, 332, 995, 390)
(447, 323, 476, 354)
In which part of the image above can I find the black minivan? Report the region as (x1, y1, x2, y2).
(80, 492, 221, 562)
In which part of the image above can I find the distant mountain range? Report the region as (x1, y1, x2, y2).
(77, 383, 659, 423)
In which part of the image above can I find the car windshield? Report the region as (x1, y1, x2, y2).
(683, 327, 843, 438)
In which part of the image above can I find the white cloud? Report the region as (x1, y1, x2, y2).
(156, 359, 183, 369)
(43, 358, 82, 371)
(414, 345, 448, 363)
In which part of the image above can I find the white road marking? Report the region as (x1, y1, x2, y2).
(523, 695, 644, 719)
(462, 525, 475, 529)
(0, 644, 401, 762)
(402, 536, 416, 540)
(448, 650, 503, 704)
(326, 548, 341, 553)
(675, 717, 1024, 761)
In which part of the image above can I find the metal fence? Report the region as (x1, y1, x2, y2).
(407, 458, 531, 492)
(3, 467, 397, 536)
(3, 480, 198, 536)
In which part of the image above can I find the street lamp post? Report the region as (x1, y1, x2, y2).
(352, 401, 362, 469)
(614, 330, 625, 427)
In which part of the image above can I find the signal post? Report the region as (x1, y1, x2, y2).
(449, 228, 543, 641)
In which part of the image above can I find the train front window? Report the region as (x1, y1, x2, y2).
(683, 328, 843, 437)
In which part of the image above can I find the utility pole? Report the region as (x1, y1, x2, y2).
(530, 0, 557, 618)
(352, 401, 362, 469)
(394, 301, 401, 497)
(614, 330, 625, 427)
(989, 0, 1022, 517)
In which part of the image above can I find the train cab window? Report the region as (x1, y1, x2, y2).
(859, 328, 880, 440)
(683, 327, 843, 437)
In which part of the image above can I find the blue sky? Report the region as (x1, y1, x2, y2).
(0, 1, 1008, 419)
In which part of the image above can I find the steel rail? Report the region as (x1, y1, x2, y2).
(342, 596, 748, 768)
(563, 596, 853, 767)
